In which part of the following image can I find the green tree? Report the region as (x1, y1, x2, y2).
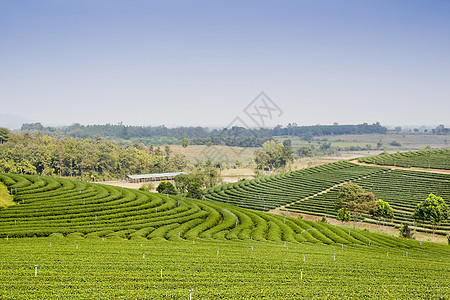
(182, 138, 189, 148)
(186, 182, 202, 199)
(254, 140, 293, 171)
(334, 183, 377, 226)
(372, 199, 394, 230)
(0, 127, 10, 143)
(413, 193, 448, 239)
(399, 223, 414, 239)
(297, 146, 314, 158)
(205, 137, 212, 147)
(156, 181, 177, 195)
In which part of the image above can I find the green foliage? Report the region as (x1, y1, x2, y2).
(413, 193, 448, 236)
(0, 237, 448, 299)
(0, 132, 188, 180)
(254, 140, 293, 171)
(182, 138, 189, 148)
(335, 183, 377, 223)
(156, 181, 177, 195)
(297, 146, 314, 157)
(205, 137, 212, 147)
(0, 127, 10, 144)
(358, 149, 450, 170)
(186, 182, 202, 199)
(0, 182, 13, 208)
(138, 183, 154, 192)
(373, 199, 394, 221)
(337, 208, 351, 222)
(399, 223, 414, 239)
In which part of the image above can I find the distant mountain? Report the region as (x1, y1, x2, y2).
(0, 114, 34, 129)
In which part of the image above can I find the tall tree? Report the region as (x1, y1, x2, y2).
(372, 199, 394, 230)
(413, 193, 448, 239)
(0, 127, 10, 143)
(334, 183, 377, 226)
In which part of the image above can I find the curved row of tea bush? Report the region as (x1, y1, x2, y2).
(0, 173, 424, 249)
(203, 161, 388, 211)
(358, 149, 450, 170)
(287, 169, 450, 235)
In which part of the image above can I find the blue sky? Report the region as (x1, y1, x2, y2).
(1, 0, 449, 127)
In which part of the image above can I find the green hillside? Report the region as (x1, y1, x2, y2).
(203, 159, 450, 234)
(0, 173, 416, 246)
(358, 149, 450, 169)
(0, 173, 449, 299)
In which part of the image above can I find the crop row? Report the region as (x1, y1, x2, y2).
(0, 173, 429, 249)
(358, 149, 450, 170)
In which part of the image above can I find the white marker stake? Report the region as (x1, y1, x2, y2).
(14, 220, 16, 225)
(251, 246, 253, 251)
(178, 232, 180, 238)
(189, 289, 193, 300)
(342, 243, 343, 249)
(141, 243, 143, 247)
(50, 242, 51, 247)
(160, 266, 163, 278)
(300, 269, 303, 280)
(102, 237, 104, 241)
(35, 265, 38, 277)
(143, 252, 145, 258)
(76, 243, 78, 249)
(217, 249, 219, 256)
(369, 240, 371, 245)
(387, 252, 388, 257)
(156, 207, 157, 213)
(193, 239, 195, 244)
(6, 236, 8, 241)
(303, 255, 305, 262)
(406, 251, 408, 257)
(95, 215, 97, 221)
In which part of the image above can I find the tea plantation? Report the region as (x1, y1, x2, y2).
(0, 153, 449, 298)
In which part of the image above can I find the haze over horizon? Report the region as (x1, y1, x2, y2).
(1, 1, 449, 128)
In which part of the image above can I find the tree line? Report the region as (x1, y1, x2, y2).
(19, 122, 390, 146)
(0, 130, 188, 181)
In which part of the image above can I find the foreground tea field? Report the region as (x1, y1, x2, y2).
(0, 237, 448, 299)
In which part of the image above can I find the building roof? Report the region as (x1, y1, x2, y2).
(127, 172, 188, 180)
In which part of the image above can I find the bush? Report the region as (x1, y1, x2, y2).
(156, 181, 176, 195)
(399, 223, 414, 239)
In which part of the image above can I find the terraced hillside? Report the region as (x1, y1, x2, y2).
(358, 149, 450, 170)
(288, 169, 450, 235)
(203, 161, 389, 211)
(203, 160, 450, 234)
(0, 173, 426, 247)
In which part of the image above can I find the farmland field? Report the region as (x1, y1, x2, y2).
(1, 236, 449, 299)
(358, 149, 450, 170)
(1, 150, 449, 299)
(203, 152, 450, 234)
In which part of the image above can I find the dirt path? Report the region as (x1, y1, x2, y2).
(350, 160, 450, 174)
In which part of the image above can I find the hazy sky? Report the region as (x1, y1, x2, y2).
(1, 0, 449, 128)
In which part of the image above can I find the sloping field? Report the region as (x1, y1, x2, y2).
(358, 149, 450, 170)
(288, 169, 450, 234)
(203, 161, 389, 211)
(0, 173, 449, 299)
(203, 159, 450, 234)
(0, 173, 416, 247)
